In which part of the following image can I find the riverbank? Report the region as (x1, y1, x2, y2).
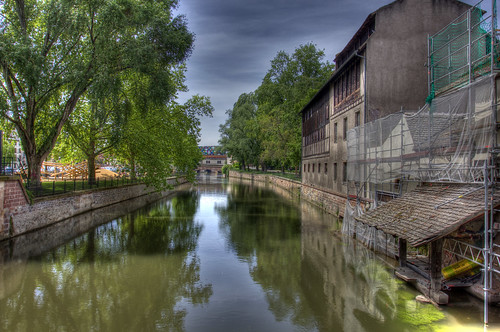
(0, 176, 187, 241)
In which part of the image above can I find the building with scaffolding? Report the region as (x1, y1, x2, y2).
(301, 0, 471, 212)
(342, 0, 500, 324)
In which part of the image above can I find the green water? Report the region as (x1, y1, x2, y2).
(0, 176, 497, 331)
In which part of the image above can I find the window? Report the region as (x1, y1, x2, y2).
(343, 117, 348, 140)
(334, 122, 338, 143)
(318, 163, 321, 173)
(206, 160, 210, 164)
(334, 163, 338, 181)
(343, 162, 347, 182)
(308, 164, 310, 172)
(355, 111, 360, 127)
(312, 163, 315, 173)
(324, 163, 328, 174)
(217, 160, 222, 164)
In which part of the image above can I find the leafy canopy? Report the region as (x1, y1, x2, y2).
(0, 0, 194, 182)
(220, 43, 334, 171)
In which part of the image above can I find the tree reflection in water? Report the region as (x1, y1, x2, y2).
(0, 179, 491, 332)
(216, 183, 318, 330)
(0, 190, 212, 332)
(217, 181, 449, 332)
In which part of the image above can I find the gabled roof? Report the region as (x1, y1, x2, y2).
(355, 183, 500, 247)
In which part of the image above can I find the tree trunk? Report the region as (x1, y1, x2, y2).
(129, 157, 137, 180)
(87, 155, 96, 185)
(87, 135, 97, 185)
(27, 154, 43, 189)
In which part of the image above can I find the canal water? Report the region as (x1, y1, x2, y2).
(0, 175, 498, 331)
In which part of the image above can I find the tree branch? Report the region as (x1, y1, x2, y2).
(14, 0, 27, 36)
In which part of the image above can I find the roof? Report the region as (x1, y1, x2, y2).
(354, 183, 500, 247)
(199, 146, 226, 156)
(405, 112, 464, 152)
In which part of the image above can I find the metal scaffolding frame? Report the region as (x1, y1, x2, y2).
(345, 0, 500, 326)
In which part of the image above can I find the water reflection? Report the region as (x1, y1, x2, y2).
(0, 176, 496, 331)
(219, 179, 478, 332)
(216, 182, 315, 329)
(0, 191, 212, 332)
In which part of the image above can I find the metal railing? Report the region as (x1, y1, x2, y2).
(0, 157, 16, 176)
(25, 176, 141, 198)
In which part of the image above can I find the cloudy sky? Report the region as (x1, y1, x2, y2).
(174, 0, 483, 146)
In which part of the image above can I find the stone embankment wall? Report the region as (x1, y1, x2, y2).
(301, 185, 346, 218)
(228, 171, 345, 217)
(0, 177, 186, 241)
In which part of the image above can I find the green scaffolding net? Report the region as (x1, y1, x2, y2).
(428, 1, 499, 100)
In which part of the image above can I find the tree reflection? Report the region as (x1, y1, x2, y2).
(216, 183, 318, 329)
(218, 182, 447, 332)
(0, 190, 212, 332)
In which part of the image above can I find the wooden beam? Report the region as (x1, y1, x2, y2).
(398, 238, 407, 267)
(430, 238, 444, 293)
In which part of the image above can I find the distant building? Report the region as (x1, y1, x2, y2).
(198, 146, 228, 173)
(4, 133, 27, 170)
(300, 0, 471, 209)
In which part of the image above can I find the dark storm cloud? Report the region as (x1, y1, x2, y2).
(175, 0, 480, 145)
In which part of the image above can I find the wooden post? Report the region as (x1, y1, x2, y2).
(429, 238, 444, 293)
(398, 238, 407, 267)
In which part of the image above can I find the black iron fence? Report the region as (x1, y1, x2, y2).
(0, 157, 16, 176)
(25, 176, 140, 197)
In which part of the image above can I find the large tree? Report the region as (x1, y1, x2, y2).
(219, 93, 262, 171)
(256, 43, 334, 171)
(64, 92, 128, 184)
(0, 0, 194, 184)
(116, 94, 213, 190)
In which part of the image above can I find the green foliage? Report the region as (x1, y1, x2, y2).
(219, 43, 333, 171)
(221, 163, 232, 176)
(256, 43, 334, 170)
(49, 131, 86, 163)
(1, 139, 15, 159)
(0, 0, 194, 183)
(219, 93, 261, 170)
(115, 94, 213, 190)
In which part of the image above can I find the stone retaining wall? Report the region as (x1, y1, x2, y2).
(301, 185, 346, 217)
(0, 177, 186, 241)
(228, 171, 345, 217)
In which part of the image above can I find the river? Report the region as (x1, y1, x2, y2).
(0, 175, 498, 331)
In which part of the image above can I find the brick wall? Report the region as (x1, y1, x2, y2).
(3, 180, 29, 210)
(0, 178, 29, 239)
(0, 177, 186, 241)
